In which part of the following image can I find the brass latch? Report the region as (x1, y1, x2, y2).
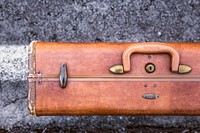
(59, 63, 68, 88)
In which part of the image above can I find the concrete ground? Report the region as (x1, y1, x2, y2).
(0, 0, 200, 132)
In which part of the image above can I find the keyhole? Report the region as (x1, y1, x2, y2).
(145, 63, 156, 73)
(149, 66, 152, 71)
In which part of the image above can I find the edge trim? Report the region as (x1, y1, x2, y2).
(28, 41, 37, 116)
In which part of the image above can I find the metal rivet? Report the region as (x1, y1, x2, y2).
(153, 84, 157, 87)
(148, 55, 152, 59)
(144, 84, 147, 88)
(38, 81, 42, 85)
(36, 71, 42, 85)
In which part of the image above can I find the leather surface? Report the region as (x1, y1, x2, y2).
(33, 42, 200, 115)
(36, 81, 200, 115)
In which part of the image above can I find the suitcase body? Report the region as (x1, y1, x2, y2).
(28, 41, 200, 116)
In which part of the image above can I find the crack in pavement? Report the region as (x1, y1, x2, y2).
(2, 95, 27, 108)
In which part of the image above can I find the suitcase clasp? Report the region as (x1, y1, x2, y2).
(59, 63, 68, 88)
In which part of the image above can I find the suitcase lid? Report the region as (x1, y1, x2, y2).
(28, 41, 200, 89)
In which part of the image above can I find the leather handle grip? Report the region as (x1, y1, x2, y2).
(122, 43, 180, 72)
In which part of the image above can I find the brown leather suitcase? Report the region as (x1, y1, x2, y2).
(28, 41, 200, 116)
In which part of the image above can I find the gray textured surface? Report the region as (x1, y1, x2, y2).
(0, 0, 200, 132)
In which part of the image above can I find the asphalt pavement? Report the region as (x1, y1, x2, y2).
(0, 0, 200, 132)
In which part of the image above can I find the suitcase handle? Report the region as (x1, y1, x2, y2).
(122, 43, 180, 72)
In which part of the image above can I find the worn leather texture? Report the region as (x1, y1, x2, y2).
(29, 42, 200, 116)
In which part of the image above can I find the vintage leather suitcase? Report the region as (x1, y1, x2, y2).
(28, 41, 200, 116)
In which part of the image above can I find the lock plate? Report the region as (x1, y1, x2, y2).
(145, 63, 156, 73)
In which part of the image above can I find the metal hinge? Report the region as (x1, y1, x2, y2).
(28, 72, 42, 84)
